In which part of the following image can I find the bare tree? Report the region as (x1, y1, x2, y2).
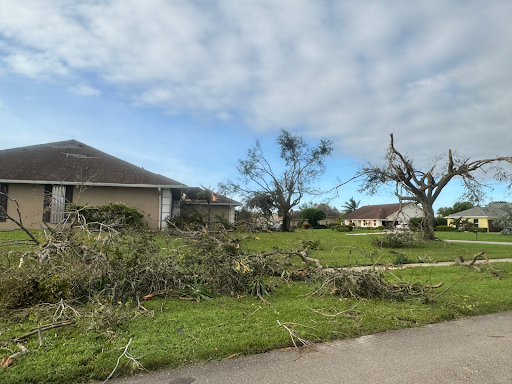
(358, 134, 512, 240)
(220, 130, 333, 232)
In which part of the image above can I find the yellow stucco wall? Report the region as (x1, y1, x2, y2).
(447, 217, 490, 229)
(0, 183, 46, 230)
(0, 183, 162, 230)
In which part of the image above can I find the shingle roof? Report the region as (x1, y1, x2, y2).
(0, 140, 186, 187)
(445, 203, 512, 219)
(344, 203, 411, 220)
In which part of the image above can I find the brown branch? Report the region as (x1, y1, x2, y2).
(13, 320, 75, 342)
(1, 343, 31, 367)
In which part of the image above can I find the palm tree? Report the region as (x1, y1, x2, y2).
(342, 197, 360, 214)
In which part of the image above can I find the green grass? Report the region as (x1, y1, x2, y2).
(434, 231, 512, 242)
(1, 229, 512, 383)
(240, 229, 512, 268)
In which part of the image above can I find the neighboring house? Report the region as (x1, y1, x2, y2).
(0, 140, 188, 230)
(290, 204, 342, 227)
(180, 187, 241, 224)
(344, 203, 423, 228)
(445, 202, 512, 232)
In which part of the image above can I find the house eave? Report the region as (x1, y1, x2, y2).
(0, 179, 186, 189)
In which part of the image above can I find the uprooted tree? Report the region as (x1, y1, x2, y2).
(358, 134, 512, 240)
(220, 129, 333, 232)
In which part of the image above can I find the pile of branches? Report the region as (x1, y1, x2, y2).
(316, 269, 443, 301)
(0, 210, 289, 314)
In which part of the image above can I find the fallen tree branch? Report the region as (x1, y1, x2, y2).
(1, 343, 31, 367)
(277, 320, 317, 359)
(13, 320, 75, 343)
(103, 338, 146, 383)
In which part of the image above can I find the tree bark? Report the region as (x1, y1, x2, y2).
(420, 201, 436, 240)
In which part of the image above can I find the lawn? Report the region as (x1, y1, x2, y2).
(1, 228, 511, 384)
(240, 229, 512, 268)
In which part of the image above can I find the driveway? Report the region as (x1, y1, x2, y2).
(101, 311, 512, 384)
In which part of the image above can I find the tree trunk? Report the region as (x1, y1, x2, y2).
(281, 212, 292, 232)
(420, 201, 436, 240)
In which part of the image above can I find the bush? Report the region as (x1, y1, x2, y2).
(371, 232, 421, 248)
(302, 223, 310, 229)
(69, 202, 145, 229)
(436, 225, 456, 232)
(335, 225, 353, 232)
(473, 227, 487, 233)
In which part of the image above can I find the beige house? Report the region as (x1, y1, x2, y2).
(0, 140, 239, 230)
(445, 203, 511, 232)
(344, 203, 423, 228)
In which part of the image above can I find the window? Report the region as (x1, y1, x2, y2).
(43, 185, 74, 224)
(325, 220, 329, 225)
(373, 220, 377, 226)
(0, 183, 8, 222)
(473, 219, 479, 226)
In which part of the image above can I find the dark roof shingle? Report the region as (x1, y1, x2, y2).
(344, 203, 411, 220)
(0, 140, 186, 187)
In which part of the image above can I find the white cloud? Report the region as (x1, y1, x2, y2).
(0, 0, 510, 164)
(69, 84, 101, 96)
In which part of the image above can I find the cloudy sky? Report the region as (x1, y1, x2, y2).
(0, 0, 511, 211)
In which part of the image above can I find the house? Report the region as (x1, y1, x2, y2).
(290, 204, 342, 228)
(0, 139, 190, 230)
(343, 203, 423, 228)
(445, 202, 511, 232)
(179, 187, 241, 224)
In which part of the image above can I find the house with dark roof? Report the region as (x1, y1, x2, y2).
(343, 203, 423, 228)
(290, 204, 342, 227)
(445, 202, 511, 232)
(0, 140, 224, 230)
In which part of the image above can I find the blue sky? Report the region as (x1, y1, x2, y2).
(1, 0, 511, 212)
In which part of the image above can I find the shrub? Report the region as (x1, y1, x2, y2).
(69, 202, 145, 229)
(371, 232, 421, 248)
(436, 225, 456, 232)
(335, 225, 353, 232)
(302, 223, 311, 229)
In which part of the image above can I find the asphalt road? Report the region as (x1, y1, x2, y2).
(100, 311, 512, 384)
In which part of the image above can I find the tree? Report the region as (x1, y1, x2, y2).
(300, 207, 326, 228)
(196, 186, 216, 224)
(220, 130, 333, 232)
(358, 134, 512, 240)
(437, 201, 473, 217)
(495, 204, 512, 235)
(342, 197, 360, 213)
(245, 192, 275, 226)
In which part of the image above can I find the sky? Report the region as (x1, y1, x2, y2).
(0, 0, 511, 212)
